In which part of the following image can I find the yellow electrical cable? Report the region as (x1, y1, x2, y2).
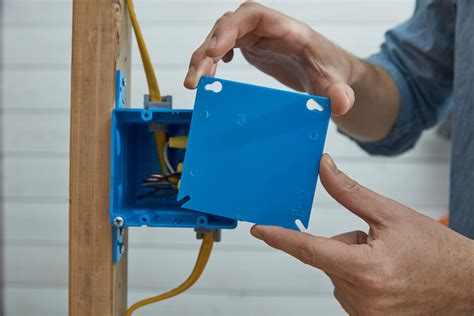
(125, 233, 215, 315)
(127, 0, 162, 102)
(125, 2, 214, 315)
(127, 0, 167, 171)
(169, 136, 188, 149)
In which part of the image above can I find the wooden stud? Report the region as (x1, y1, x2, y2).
(69, 0, 131, 315)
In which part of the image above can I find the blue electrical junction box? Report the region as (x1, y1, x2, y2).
(110, 70, 331, 262)
(110, 70, 237, 262)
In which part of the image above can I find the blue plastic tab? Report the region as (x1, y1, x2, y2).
(178, 76, 330, 230)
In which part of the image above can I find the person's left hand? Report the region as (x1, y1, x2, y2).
(251, 154, 474, 315)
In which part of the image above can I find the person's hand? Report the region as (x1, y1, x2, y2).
(184, 1, 362, 116)
(251, 154, 474, 315)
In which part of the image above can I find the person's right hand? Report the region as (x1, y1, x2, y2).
(184, 1, 363, 116)
(251, 154, 474, 315)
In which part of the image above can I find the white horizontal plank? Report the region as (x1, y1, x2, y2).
(4, 0, 413, 25)
(4, 287, 69, 316)
(2, 69, 72, 111)
(4, 199, 447, 247)
(3, 112, 70, 154)
(3, 157, 69, 200)
(4, 24, 389, 67)
(5, 286, 345, 316)
(4, 202, 69, 244)
(3, 156, 450, 206)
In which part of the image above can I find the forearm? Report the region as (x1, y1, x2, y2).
(334, 57, 401, 143)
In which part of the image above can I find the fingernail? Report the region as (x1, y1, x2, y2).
(250, 225, 263, 239)
(344, 88, 354, 108)
(345, 91, 351, 107)
(324, 154, 338, 173)
(208, 36, 217, 50)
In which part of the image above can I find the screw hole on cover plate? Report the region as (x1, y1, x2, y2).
(295, 218, 307, 232)
(141, 216, 148, 223)
(309, 131, 318, 140)
(204, 81, 223, 93)
(201, 110, 210, 119)
(306, 98, 324, 112)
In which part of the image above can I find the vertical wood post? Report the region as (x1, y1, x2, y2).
(69, 0, 131, 315)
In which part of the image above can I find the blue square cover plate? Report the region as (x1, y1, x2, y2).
(178, 76, 330, 230)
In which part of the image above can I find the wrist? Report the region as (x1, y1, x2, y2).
(347, 55, 368, 87)
(301, 29, 370, 89)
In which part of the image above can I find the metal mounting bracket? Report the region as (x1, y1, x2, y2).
(113, 69, 127, 263)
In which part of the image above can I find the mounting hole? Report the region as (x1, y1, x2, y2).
(306, 99, 324, 112)
(141, 216, 149, 223)
(204, 81, 223, 93)
(189, 169, 198, 176)
(141, 111, 152, 121)
(197, 216, 208, 226)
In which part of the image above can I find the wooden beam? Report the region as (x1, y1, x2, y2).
(69, 0, 131, 315)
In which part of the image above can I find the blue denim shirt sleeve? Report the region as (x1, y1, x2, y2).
(348, 0, 455, 156)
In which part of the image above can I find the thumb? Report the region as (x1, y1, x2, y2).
(319, 154, 397, 226)
(325, 82, 355, 116)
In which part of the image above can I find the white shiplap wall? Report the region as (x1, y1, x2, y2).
(3, 1, 451, 315)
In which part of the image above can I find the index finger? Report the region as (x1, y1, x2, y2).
(251, 225, 370, 281)
(207, 2, 296, 59)
(184, 2, 293, 88)
(183, 12, 231, 89)
(184, 3, 264, 89)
